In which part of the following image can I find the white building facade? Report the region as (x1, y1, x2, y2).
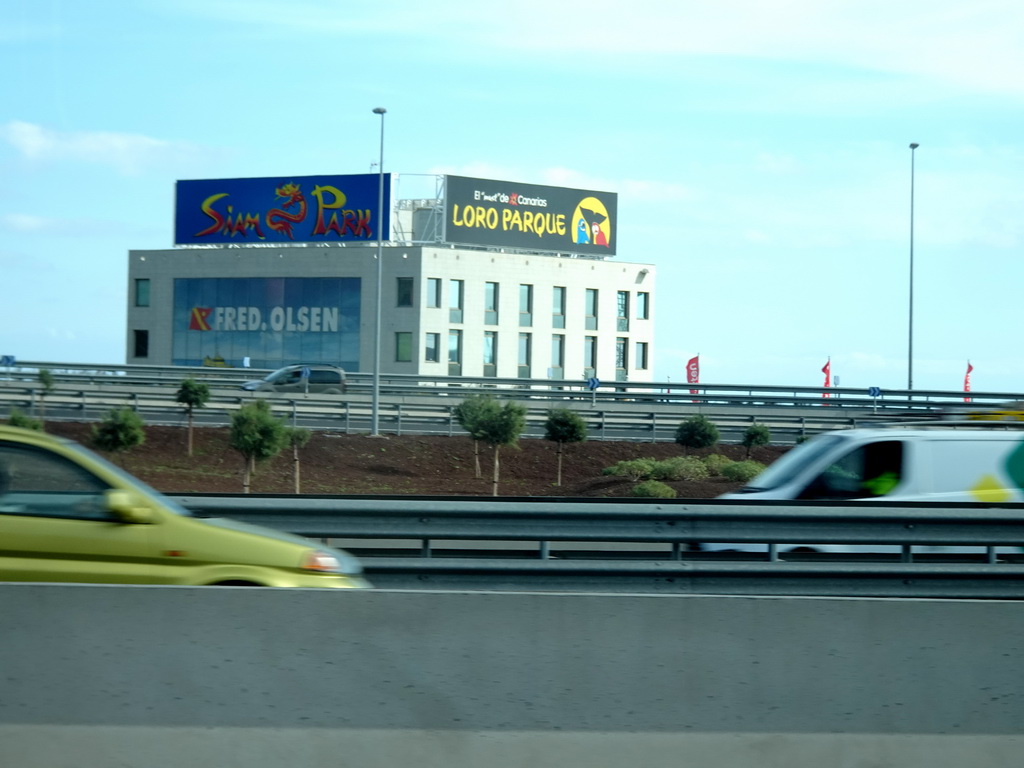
(126, 244, 655, 384)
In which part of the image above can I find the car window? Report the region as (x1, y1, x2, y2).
(799, 440, 903, 500)
(0, 442, 113, 520)
(309, 370, 340, 384)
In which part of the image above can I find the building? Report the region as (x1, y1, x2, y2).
(126, 174, 655, 384)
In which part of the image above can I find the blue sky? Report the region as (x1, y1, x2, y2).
(3, 0, 1023, 395)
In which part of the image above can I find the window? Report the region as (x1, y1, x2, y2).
(395, 332, 412, 362)
(483, 331, 497, 377)
(551, 334, 565, 379)
(396, 277, 413, 308)
(635, 341, 649, 370)
(448, 329, 462, 375)
(637, 292, 650, 320)
(617, 291, 629, 332)
(615, 337, 628, 381)
(426, 278, 442, 308)
(449, 279, 464, 323)
(799, 441, 904, 501)
(0, 443, 111, 520)
(424, 332, 440, 363)
(585, 289, 598, 330)
(552, 286, 566, 329)
(583, 335, 597, 377)
(134, 278, 150, 307)
(519, 284, 533, 327)
(133, 330, 149, 358)
(485, 282, 499, 325)
(518, 333, 531, 378)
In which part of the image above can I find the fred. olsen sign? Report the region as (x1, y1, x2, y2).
(445, 176, 617, 256)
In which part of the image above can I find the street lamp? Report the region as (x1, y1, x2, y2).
(371, 107, 386, 436)
(907, 142, 919, 392)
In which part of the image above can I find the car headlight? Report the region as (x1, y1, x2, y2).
(300, 550, 343, 573)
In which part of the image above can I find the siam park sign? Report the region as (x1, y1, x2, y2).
(174, 174, 392, 245)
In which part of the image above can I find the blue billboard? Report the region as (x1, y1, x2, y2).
(174, 174, 391, 245)
(172, 277, 361, 370)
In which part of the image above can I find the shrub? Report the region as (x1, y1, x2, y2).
(721, 460, 765, 483)
(91, 408, 146, 456)
(742, 423, 771, 457)
(675, 415, 719, 452)
(7, 408, 43, 431)
(651, 456, 709, 482)
(604, 458, 658, 481)
(702, 453, 733, 476)
(631, 480, 677, 498)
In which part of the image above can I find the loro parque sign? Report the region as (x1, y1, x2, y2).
(444, 175, 617, 256)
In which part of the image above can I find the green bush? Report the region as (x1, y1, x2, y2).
(91, 408, 146, 455)
(651, 456, 709, 482)
(721, 460, 765, 483)
(675, 415, 720, 451)
(631, 480, 677, 498)
(7, 408, 43, 431)
(742, 423, 771, 457)
(702, 453, 733, 476)
(603, 458, 657, 481)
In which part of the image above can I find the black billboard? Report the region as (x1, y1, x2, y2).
(444, 175, 617, 256)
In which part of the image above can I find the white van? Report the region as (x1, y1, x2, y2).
(712, 425, 1024, 554)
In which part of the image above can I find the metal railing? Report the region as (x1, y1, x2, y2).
(171, 494, 1024, 598)
(5, 362, 1024, 444)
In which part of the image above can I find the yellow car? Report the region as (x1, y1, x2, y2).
(0, 424, 371, 588)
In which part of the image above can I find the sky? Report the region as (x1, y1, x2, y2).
(2, 0, 1023, 395)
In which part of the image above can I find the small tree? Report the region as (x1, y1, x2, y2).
(454, 395, 501, 479)
(742, 423, 771, 458)
(475, 401, 527, 496)
(37, 368, 55, 424)
(91, 407, 146, 463)
(287, 427, 312, 494)
(175, 377, 211, 457)
(229, 400, 287, 493)
(675, 415, 719, 453)
(8, 408, 43, 431)
(543, 408, 587, 486)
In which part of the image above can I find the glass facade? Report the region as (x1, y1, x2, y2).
(172, 277, 360, 370)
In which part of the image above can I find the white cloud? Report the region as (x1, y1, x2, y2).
(0, 121, 217, 175)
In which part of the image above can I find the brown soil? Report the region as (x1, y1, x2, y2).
(46, 422, 787, 499)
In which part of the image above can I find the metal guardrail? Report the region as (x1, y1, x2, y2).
(5, 360, 1024, 443)
(171, 494, 1024, 598)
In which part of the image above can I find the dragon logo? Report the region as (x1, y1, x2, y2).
(266, 182, 307, 240)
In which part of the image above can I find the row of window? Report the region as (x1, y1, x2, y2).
(395, 330, 649, 380)
(398, 278, 650, 331)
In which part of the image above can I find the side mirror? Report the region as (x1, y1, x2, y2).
(105, 490, 155, 524)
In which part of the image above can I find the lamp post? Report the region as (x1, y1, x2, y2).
(907, 142, 919, 392)
(371, 107, 386, 436)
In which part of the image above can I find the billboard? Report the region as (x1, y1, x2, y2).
(174, 174, 391, 245)
(444, 175, 617, 256)
(172, 277, 361, 370)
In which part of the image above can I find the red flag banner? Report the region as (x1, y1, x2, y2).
(686, 355, 700, 395)
(964, 361, 973, 402)
(822, 358, 831, 398)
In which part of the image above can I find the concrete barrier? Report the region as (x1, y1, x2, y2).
(2, 584, 1023, 767)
